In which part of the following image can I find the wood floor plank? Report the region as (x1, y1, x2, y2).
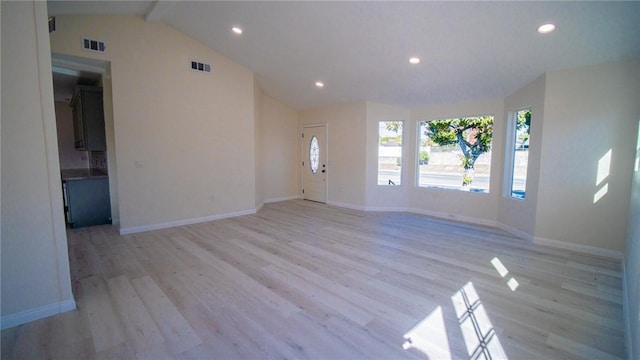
(178, 304, 251, 359)
(152, 271, 200, 311)
(106, 275, 164, 353)
(561, 280, 623, 304)
(171, 234, 302, 319)
(261, 263, 376, 326)
(323, 315, 420, 359)
(80, 275, 126, 353)
(1, 200, 625, 359)
(94, 341, 137, 360)
(130, 276, 202, 355)
(547, 332, 623, 360)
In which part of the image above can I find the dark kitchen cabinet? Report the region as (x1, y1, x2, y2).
(71, 86, 106, 151)
(63, 177, 111, 228)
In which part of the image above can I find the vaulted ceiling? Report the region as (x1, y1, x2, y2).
(47, 1, 640, 110)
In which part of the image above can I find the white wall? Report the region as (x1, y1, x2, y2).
(535, 59, 640, 252)
(254, 78, 264, 208)
(624, 118, 640, 360)
(498, 75, 546, 238)
(408, 99, 505, 225)
(299, 102, 367, 208)
(365, 102, 411, 209)
(55, 101, 89, 169)
(49, 15, 257, 232)
(260, 92, 300, 203)
(1, 1, 75, 328)
(101, 73, 120, 223)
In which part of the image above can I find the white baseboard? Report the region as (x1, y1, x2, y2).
(347, 204, 499, 228)
(498, 224, 623, 261)
(264, 195, 301, 204)
(336, 203, 623, 261)
(327, 201, 367, 211)
(1, 298, 76, 330)
(497, 223, 534, 241)
(119, 209, 257, 235)
(406, 207, 498, 228)
(364, 205, 410, 212)
(622, 258, 632, 360)
(533, 236, 623, 260)
(60, 299, 76, 312)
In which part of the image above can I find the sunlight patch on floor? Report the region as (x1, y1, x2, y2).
(402, 306, 452, 360)
(403, 281, 508, 359)
(452, 282, 508, 359)
(507, 277, 519, 291)
(490, 257, 509, 277)
(491, 257, 519, 292)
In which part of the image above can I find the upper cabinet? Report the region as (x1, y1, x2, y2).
(71, 86, 106, 151)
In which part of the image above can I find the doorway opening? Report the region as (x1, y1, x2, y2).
(51, 53, 118, 228)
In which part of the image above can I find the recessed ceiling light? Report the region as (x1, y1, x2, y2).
(232, 26, 243, 35)
(537, 23, 556, 34)
(315, 81, 324, 88)
(409, 57, 420, 65)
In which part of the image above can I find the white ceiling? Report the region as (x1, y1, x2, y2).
(47, 1, 640, 110)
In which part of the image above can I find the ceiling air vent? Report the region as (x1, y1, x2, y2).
(82, 38, 106, 53)
(190, 60, 211, 73)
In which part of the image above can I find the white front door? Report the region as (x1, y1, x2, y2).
(302, 125, 327, 203)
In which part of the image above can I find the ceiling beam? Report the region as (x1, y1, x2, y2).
(144, 1, 173, 23)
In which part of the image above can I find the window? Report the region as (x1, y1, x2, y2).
(378, 121, 403, 185)
(508, 109, 531, 199)
(417, 116, 493, 192)
(309, 136, 320, 173)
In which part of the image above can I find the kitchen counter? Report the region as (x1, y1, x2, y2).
(61, 168, 108, 181)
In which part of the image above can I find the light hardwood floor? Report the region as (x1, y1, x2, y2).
(1, 200, 625, 359)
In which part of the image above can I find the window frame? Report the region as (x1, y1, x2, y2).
(415, 114, 495, 193)
(377, 120, 404, 186)
(504, 108, 531, 200)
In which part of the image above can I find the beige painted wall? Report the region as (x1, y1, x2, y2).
(299, 102, 367, 207)
(260, 92, 300, 202)
(365, 102, 411, 208)
(55, 101, 90, 169)
(624, 118, 640, 360)
(101, 73, 120, 224)
(408, 99, 505, 224)
(1, 1, 74, 324)
(498, 75, 546, 237)
(254, 78, 264, 207)
(49, 15, 256, 232)
(535, 59, 640, 252)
